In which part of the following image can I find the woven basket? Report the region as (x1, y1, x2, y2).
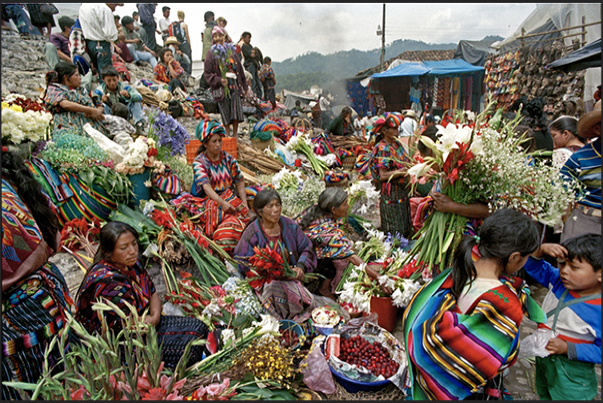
(251, 137, 275, 151)
(342, 155, 356, 170)
(325, 178, 350, 188)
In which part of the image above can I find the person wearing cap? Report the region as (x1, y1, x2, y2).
(204, 25, 247, 137)
(165, 36, 191, 74)
(78, 3, 123, 75)
(136, 3, 160, 52)
(187, 119, 250, 255)
(559, 100, 601, 241)
(369, 112, 413, 238)
(122, 15, 157, 68)
(399, 109, 418, 138)
(201, 11, 217, 62)
(158, 6, 170, 44)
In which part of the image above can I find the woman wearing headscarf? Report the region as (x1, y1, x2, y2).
(173, 119, 249, 255)
(369, 112, 412, 238)
(203, 25, 247, 137)
(296, 187, 388, 299)
(2, 149, 73, 400)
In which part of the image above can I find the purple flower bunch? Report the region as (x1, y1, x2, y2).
(147, 108, 189, 157)
(210, 43, 236, 64)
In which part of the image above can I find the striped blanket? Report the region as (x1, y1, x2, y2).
(402, 267, 545, 400)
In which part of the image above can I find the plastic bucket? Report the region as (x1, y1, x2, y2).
(279, 319, 303, 350)
(369, 296, 398, 332)
(129, 169, 151, 207)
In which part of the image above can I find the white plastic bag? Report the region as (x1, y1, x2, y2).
(162, 302, 185, 316)
(83, 123, 125, 163)
(518, 328, 555, 358)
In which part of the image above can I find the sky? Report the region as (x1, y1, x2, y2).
(55, 3, 537, 63)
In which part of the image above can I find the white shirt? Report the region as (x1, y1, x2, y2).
(78, 3, 118, 42)
(158, 17, 171, 34)
(457, 278, 503, 314)
(133, 19, 142, 29)
(399, 117, 417, 137)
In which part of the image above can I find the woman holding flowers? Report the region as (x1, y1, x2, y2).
(43, 61, 107, 136)
(204, 25, 247, 137)
(185, 119, 249, 255)
(75, 221, 209, 369)
(369, 112, 412, 238)
(2, 149, 73, 400)
(297, 187, 385, 299)
(234, 189, 320, 321)
(403, 208, 545, 400)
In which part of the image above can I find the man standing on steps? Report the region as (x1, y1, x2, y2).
(78, 3, 121, 76)
(201, 11, 217, 61)
(44, 16, 75, 70)
(157, 6, 171, 45)
(136, 3, 160, 52)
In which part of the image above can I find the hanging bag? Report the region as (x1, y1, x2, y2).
(40, 3, 59, 15)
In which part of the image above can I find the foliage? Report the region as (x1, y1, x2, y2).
(163, 154, 194, 192)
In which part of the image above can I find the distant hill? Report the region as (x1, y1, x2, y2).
(273, 37, 502, 94)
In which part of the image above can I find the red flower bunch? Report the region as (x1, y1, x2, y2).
(147, 147, 158, 158)
(60, 217, 102, 257)
(238, 243, 293, 289)
(151, 209, 174, 228)
(7, 97, 48, 113)
(442, 141, 474, 186)
(179, 217, 209, 249)
(397, 258, 423, 279)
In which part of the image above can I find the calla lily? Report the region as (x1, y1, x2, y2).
(252, 314, 280, 336)
(407, 162, 432, 180)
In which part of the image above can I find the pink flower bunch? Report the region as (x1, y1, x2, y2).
(185, 378, 237, 401)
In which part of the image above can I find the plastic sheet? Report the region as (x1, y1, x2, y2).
(301, 343, 337, 394)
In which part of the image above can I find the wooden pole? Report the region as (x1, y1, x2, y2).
(581, 16, 586, 48)
(380, 4, 386, 72)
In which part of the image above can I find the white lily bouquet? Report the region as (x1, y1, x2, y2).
(285, 132, 328, 176)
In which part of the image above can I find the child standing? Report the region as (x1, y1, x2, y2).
(523, 233, 601, 400)
(259, 56, 276, 110)
(403, 208, 545, 400)
(93, 66, 146, 135)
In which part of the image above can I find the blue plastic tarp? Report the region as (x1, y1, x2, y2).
(423, 59, 485, 76)
(546, 38, 601, 72)
(370, 62, 430, 78)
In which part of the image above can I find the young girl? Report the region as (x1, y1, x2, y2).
(403, 208, 546, 400)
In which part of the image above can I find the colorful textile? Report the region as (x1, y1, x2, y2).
(258, 63, 275, 87)
(93, 80, 142, 104)
(370, 138, 409, 194)
(218, 86, 244, 125)
(44, 83, 106, 135)
(403, 267, 545, 400)
(75, 259, 156, 335)
(203, 47, 247, 103)
(234, 217, 318, 321)
(111, 53, 131, 82)
(301, 216, 354, 260)
(191, 151, 243, 197)
(2, 263, 72, 400)
(370, 112, 403, 137)
(195, 119, 226, 143)
(153, 61, 185, 84)
(523, 257, 600, 364)
(560, 137, 601, 209)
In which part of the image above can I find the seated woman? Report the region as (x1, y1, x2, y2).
(403, 209, 544, 400)
(153, 46, 187, 93)
(369, 112, 412, 238)
(297, 187, 388, 299)
(185, 119, 249, 254)
(2, 149, 73, 400)
(43, 61, 106, 135)
(326, 106, 353, 136)
(234, 189, 319, 321)
(75, 221, 208, 369)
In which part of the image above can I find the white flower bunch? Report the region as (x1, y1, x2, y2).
(316, 153, 339, 167)
(1, 107, 53, 144)
(348, 180, 381, 215)
(116, 136, 165, 175)
(271, 167, 303, 191)
(338, 269, 372, 314)
(284, 132, 311, 151)
(435, 124, 473, 161)
(391, 280, 422, 308)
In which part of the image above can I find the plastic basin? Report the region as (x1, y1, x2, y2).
(278, 319, 303, 350)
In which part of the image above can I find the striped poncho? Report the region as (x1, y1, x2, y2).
(402, 267, 545, 400)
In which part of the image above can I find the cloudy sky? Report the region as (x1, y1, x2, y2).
(57, 3, 537, 62)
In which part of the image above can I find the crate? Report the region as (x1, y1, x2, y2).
(185, 137, 237, 164)
(186, 139, 202, 164)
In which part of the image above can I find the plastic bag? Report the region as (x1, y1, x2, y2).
(83, 123, 125, 163)
(162, 301, 185, 316)
(301, 343, 337, 394)
(519, 328, 555, 358)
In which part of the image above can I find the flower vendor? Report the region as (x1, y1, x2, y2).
(548, 115, 585, 168)
(2, 149, 73, 400)
(403, 209, 545, 400)
(43, 61, 107, 136)
(234, 189, 320, 321)
(297, 187, 385, 299)
(369, 112, 413, 238)
(153, 47, 187, 93)
(204, 25, 247, 137)
(173, 119, 249, 255)
(93, 65, 146, 135)
(326, 106, 354, 136)
(75, 221, 209, 370)
(560, 100, 601, 242)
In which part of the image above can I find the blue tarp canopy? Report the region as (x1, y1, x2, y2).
(370, 59, 484, 79)
(370, 62, 430, 78)
(546, 38, 601, 72)
(423, 59, 484, 76)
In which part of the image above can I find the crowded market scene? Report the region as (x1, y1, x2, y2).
(1, 2, 601, 401)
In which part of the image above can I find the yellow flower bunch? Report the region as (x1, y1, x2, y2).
(233, 336, 300, 381)
(1, 102, 23, 112)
